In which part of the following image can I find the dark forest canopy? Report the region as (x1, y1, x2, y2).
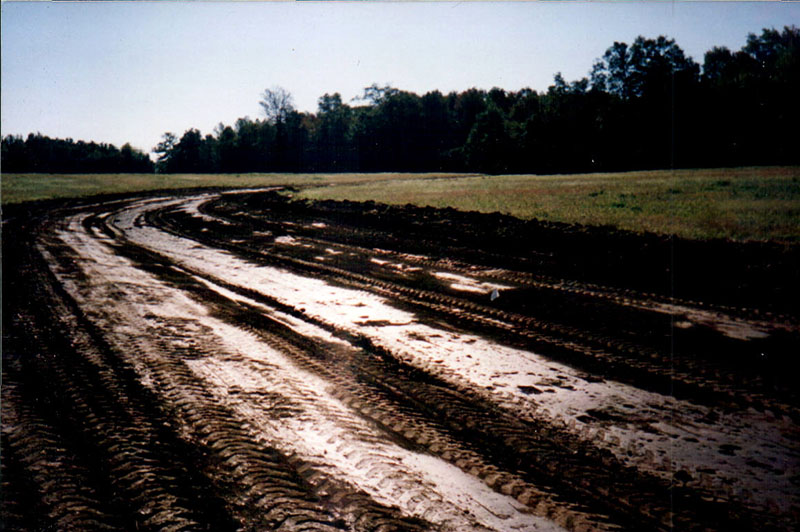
(1, 133, 154, 174)
(4, 27, 798, 175)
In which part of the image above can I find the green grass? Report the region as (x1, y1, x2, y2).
(0, 172, 467, 205)
(298, 167, 800, 243)
(3, 167, 799, 243)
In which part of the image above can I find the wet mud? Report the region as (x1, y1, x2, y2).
(3, 188, 799, 531)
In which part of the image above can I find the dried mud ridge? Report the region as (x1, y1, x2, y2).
(3, 188, 799, 531)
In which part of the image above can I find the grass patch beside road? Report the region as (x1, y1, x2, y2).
(1, 172, 468, 206)
(298, 167, 800, 243)
(3, 167, 799, 243)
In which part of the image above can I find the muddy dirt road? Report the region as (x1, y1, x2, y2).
(3, 188, 799, 531)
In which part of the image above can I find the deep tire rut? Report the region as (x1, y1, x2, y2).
(4, 190, 798, 532)
(160, 201, 799, 421)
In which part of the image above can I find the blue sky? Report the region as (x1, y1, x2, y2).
(2, 1, 798, 156)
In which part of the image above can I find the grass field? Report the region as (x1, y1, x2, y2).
(3, 167, 799, 243)
(298, 166, 800, 243)
(0, 172, 467, 206)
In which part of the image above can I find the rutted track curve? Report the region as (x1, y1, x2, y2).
(3, 188, 799, 531)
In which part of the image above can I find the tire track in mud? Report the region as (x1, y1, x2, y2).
(41, 211, 440, 532)
(300, 233, 792, 329)
(7, 202, 598, 532)
(199, 193, 794, 326)
(115, 252, 615, 532)
(148, 193, 798, 528)
(33, 207, 567, 532)
(4, 191, 798, 531)
(4, 229, 237, 532)
(6, 210, 378, 532)
(206, 191, 798, 342)
(161, 200, 799, 423)
(127, 318, 419, 532)
(116, 196, 786, 529)
(1, 362, 122, 532)
(129, 255, 761, 532)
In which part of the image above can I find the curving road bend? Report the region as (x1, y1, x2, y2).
(3, 189, 798, 531)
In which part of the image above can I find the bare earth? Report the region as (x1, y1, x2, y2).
(3, 188, 798, 531)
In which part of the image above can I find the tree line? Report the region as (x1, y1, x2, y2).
(1, 134, 154, 173)
(3, 27, 798, 175)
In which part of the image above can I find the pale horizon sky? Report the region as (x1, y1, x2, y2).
(2, 1, 799, 156)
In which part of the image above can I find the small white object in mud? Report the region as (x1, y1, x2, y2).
(275, 235, 297, 245)
(490, 288, 500, 301)
(433, 271, 511, 295)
